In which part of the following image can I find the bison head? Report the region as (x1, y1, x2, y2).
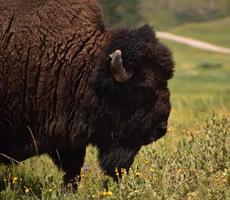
(90, 25, 174, 179)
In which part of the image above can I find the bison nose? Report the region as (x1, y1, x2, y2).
(155, 122, 167, 140)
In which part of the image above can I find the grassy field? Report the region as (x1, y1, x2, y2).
(166, 39, 230, 130)
(170, 17, 230, 48)
(0, 21, 230, 199)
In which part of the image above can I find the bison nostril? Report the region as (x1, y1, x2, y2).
(156, 122, 167, 137)
(158, 127, 167, 135)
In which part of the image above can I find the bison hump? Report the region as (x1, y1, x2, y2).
(0, 0, 105, 42)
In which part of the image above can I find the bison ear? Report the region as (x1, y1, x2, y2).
(137, 24, 156, 43)
(109, 50, 132, 82)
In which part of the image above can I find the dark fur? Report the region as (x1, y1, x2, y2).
(0, 0, 174, 188)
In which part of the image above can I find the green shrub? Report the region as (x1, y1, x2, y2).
(197, 61, 223, 70)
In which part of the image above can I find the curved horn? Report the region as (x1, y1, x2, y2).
(110, 50, 132, 82)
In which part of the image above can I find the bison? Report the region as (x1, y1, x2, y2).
(0, 0, 174, 189)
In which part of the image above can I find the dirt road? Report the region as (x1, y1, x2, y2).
(157, 32, 230, 54)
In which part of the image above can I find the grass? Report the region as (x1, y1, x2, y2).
(164, 39, 230, 130)
(1, 21, 230, 199)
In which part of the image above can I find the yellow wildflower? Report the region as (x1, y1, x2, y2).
(121, 168, 127, 175)
(24, 186, 30, 193)
(187, 192, 196, 200)
(48, 188, 53, 192)
(80, 171, 84, 178)
(107, 191, 113, 196)
(135, 172, 142, 176)
(177, 168, 185, 175)
(115, 168, 119, 176)
(167, 127, 174, 132)
(222, 178, 228, 184)
(12, 176, 18, 184)
(98, 190, 113, 196)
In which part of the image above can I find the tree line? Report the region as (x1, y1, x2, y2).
(99, 0, 230, 29)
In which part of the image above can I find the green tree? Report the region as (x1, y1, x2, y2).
(99, 0, 142, 27)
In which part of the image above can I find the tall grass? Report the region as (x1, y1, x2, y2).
(0, 113, 229, 199)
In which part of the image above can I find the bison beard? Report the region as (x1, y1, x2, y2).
(99, 145, 140, 181)
(0, 0, 174, 190)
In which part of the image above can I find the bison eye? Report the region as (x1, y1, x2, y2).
(126, 86, 156, 107)
(134, 86, 155, 97)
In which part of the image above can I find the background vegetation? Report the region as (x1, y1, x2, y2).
(140, 0, 230, 29)
(1, 0, 230, 199)
(99, 0, 141, 27)
(100, 0, 230, 29)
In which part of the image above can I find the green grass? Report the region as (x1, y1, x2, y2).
(170, 17, 230, 48)
(164, 39, 230, 130)
(1, 23, 230, 199)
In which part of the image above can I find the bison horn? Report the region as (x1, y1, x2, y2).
(110, 50, 132, 82)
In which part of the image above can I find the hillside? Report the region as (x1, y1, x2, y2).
(169, 17, 230, 48)
(99, 0, 230, 29)
(141, 0, 230, 30)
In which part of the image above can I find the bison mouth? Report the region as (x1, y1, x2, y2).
(98, 145, 140, 181)
(138, 122, 168, 145)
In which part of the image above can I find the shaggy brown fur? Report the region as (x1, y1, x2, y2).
(0, 0, 174, 189)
